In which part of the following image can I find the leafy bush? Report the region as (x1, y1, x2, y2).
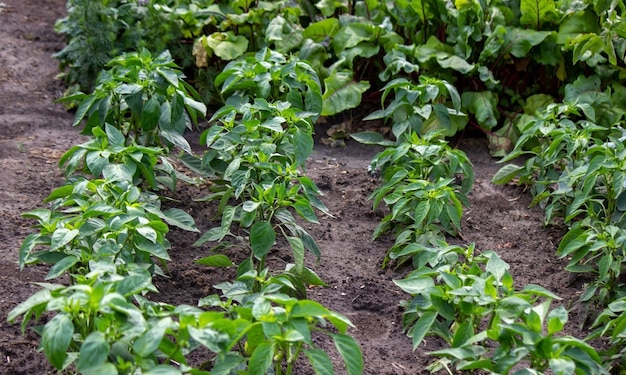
(63, 49, 206, 153)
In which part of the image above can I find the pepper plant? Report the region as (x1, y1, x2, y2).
(201, 268, 364, 375)
(19, 176, 198, 281)
(59, 124, 180, 191)
(63, 48, 206, 154)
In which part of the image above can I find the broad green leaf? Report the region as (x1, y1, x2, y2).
(19, 233, 43, 268)
(409, 311, 437, 350)
(159, 208, 199, 232)
(50, 228, 79, 252)
(294, 128, 314, 167)
(249, 342, 274, 375)
(250, 221, 275, 259)
(557, 10, 599, 45)
(82, 364, 118, 375)
(78, 331, 109, 372)
(265, 15, 303, 53)
(350, 131, 394, 146)
(547, 305, 568, 334)
(202, 32, 249, 61)
(393, 276, 435, 294)
(485, 252, 509, 282)
(303, 18, 340, 42)
(73, 95, 96, 127)
(103, 163, 135, 182)
(42, 313, 74, 369)
(556, 227, 586, 257)
(45, 184, 74, 202)
(492, 164, 523, 184)
(195, 255, 234, 267)
(105, 123, 125, 147)
(462, 91, 499, 130)
(520, 0, 557, 30)
(287, 236, 305, 273)
(332, 23, 376, 52)
(504, 28, 552, 58)
(134, 237, 170, 260)
(332, 333, 363, 375)
(144, 365, 183, 375)
(305, 349, 334, 375)
(7, 288, 52, 324)
(548, 358, 575, 375)
(117, 273, 155, 297)
(321, 71, 370, 116)
(46, 255, 79, 280)
(293, 198, 319, 224)
(137, 226, 158, 244)
(292, 300, 330, 318)
(161, 129, 193, 155)
(133, 318, 172, 357)
(141, 97, 161, 131)
(437, 55, 475, 74)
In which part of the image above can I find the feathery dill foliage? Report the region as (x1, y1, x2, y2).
(54, 0, 118, 93)
(53, 0, 185, 96)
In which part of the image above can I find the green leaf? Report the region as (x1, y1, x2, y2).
(547, 305, 568, 334)
(160, 208, 199, 232)
(133, 318, 172, 357)
(19, 233, 42, 268)
(294, 128, 314, 167)
(144, 365, 183, 375)
(50, 228, 79, 252)
(321, 71, 370, 116)
(250, 221, 275, 259)
(292, 300, 331, 318)
(81, 364, 119, 375)
(105, 123, 125, 147)
(548, 358, 575, 375)
(332, 333, 363, 375)
(393, 276, 435, 294)
(249, 342, 274, 375)
(134, 237, 170, 260)
(305, 349, 334, 375)
(332, 22, 376, 52)
(78, 332, 110, 372)
(350, 131, 395, 146)
(42, 313, 74, 369)
(303, 18, 340, 42)
(211, 353, 246, 375)
(7, 288, 53, 324)
(462, 91, 499, 130)
(203, 32, 249, 61)
(409, 311, 437, 350)
(520, 0, 557, 30)
(287, 236, 305, 273)
(485, 252, 509, 282)
(195, 255, 234, 268)
(46, 255, 79, 280)
(504, 28, 552, 58)
(103, 163, 134, 182)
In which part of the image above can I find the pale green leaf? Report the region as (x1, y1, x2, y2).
(42, 314, 74, 369)
(332, 333, 363, 375)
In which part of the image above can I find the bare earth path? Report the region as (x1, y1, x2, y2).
(0, 1, 591, 374)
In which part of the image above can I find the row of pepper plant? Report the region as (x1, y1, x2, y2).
(493, 79, 626, 371)
(10, 0, 626, 373)
(8, 45, 363, 374)
(352, 99, 608, 372)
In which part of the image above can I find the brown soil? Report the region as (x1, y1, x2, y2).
(0, 1, 597, 374)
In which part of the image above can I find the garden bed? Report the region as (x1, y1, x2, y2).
(0, 1, 602, 374)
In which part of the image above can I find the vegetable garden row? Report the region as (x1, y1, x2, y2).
(6, 0, 626, 374)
